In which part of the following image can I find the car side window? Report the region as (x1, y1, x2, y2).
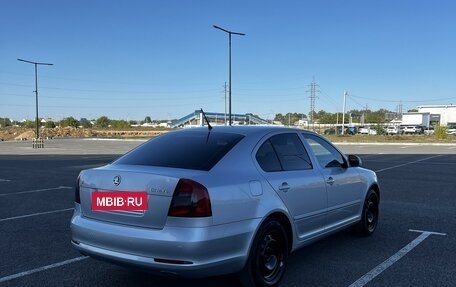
(256, 133, 312, 172)
(302, 134, 345, 168)
(256, 140, 282, 172)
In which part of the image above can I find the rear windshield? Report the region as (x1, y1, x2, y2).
(113, 131, 244, 171)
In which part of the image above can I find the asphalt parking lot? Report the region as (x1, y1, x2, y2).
(0, 139, 455, 287)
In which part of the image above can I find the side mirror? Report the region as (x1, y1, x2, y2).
(347, 155, 362, 167)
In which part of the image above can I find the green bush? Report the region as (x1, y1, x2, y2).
(23, 120, 36, 128)
(374, 124, 386, 135)
(95, 116, 110, 128)
(110, 120, 131, 129)
(60, 117, 79, 128)
(45, 121, 56, 128)
(0, 118, 12, 127)
(434, 125, 447, 140)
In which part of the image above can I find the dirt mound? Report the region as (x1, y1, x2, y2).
(0, 127, 168, 141)
(14, 130, 35, 140)
(0, 127, 30, 141)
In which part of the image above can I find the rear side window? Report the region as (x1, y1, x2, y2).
(114, 131, 244, 171)
(256, 140, 282, 172)
(256, 133, 312, 172)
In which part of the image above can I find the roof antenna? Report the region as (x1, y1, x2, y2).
(200, 108, 212, 131)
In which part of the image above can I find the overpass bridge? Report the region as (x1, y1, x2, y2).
(169, 110, 271, 128)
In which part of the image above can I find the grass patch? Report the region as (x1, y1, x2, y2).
(325, 134, 456, 143)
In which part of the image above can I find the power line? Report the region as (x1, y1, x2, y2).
(347, 94, 368, 109)
(350, 94, 456, 103)
(0, 100, 221, 109)
(319, 89, 341, 110)
(0, 82, 217, 95)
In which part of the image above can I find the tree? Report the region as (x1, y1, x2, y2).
(316, 110, 338, 124)
(60, 117, 79, 128)
(79, 118, 92, 128)
(144, 116, 152, 123)
(0, 117, 12, 127)
(345, 108, 394, 124)
(365, 110, 386, 123)
(110, 120, 130, 129)
(274, 113, 306, 125)
(23, 120, 35, 128)
(45, 121, 56, 128)
(308, 111, 318, 123)
(95, 116, 110, 128)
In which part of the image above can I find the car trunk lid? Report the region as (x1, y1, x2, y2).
(78, 165, 193, 229)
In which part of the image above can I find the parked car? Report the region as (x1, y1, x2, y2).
(323, 127, 339, 135)
(447, 124, 456, 135)
(358, 126, 378, 135)
(386, 126, 401, 135)
(71, 126, 380, 286)
(346, 126, 358, 135)
(324, 126, 357, 135)
(402, 125, 423, 134)
(423, 126, 435, 135)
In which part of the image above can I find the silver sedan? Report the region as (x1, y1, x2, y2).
(71, 126, 380, 287)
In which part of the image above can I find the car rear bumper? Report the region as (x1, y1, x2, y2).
(70, 205, 260, 277)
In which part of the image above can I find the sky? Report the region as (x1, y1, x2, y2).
(1, 0, 456, 121)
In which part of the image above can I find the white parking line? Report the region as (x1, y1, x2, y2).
(0, 186, 72, 197)
(0, 207, 74, 222)
(0, 256, 89, 283)
(0, 179, 12, 182)
(374, 155, 442, 173)
(348, 230, 446, 287)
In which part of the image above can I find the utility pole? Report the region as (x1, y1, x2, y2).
(306, 77, 319, 123)
(17, 58, 53, 140)
(362, 104, 368, 125)
(395, 102, 403, 119)
(342, 90, 347, 135)
(213, 25, 246, 126)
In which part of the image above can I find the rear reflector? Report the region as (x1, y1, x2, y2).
(168, 179, 212, 217)
(154, 258, 193, 265)
(75, 176, 81, 204)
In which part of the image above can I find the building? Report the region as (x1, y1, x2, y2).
(417, 105, 456, 126)
(401, 112, 430, 127)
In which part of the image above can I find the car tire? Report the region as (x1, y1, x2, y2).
(354, 189, 379, 236)
(239, 218, 289, 287)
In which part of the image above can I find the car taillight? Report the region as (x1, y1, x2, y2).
(168, 179, 212, 217)
(75, 176, 81, 204)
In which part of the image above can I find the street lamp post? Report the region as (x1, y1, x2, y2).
(342, 90, 347, 135)
(213, 25, 245, 126)
(17, 58, 53, 140)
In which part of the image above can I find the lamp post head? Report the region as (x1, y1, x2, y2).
(213, 25, 246, 36)
(18, 58, 53, 66)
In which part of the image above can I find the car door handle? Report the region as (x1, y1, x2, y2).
(278, 182, 290, 192)
(326, 177, 335, 185)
